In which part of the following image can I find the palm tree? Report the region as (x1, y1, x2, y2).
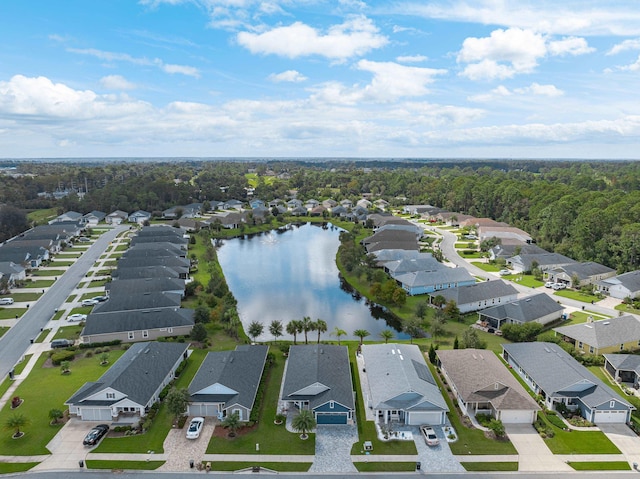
(5, 414, 29, 438)
(300, 316, 315, 344)
(353, 329, 370, 346)
(248, 320, 264, 343)
(315, 319, 327, 344)
(48, 409, 63, 425)
(291, 409, 316, 440)
(269, 320, 283, 344)
(379, 329, 394, 344)
(222, 411, 241, 437)
(331, 327, 347, 345)
(286, 320, 302, 344)
(60, 361, 71, 374)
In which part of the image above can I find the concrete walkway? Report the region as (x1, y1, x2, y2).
(504, 424, 573, 472)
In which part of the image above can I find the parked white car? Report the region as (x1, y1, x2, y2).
(420, 426, 439, 446)
(544, 281, 555, 288)
(498, 269, 510, 276)
(67, 313, 87, 322)
(81, 298, 99, 306)
(552, 283, 566, 290)
(0, 297, 14, 305)
(186, 417, 204, 439)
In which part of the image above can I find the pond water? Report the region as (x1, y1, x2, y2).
(216, 222, 406, 342)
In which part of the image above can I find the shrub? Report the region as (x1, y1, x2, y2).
(51, 350, 76, 365)
(79, 339, 122, 349)
(84, 351, 93, 358)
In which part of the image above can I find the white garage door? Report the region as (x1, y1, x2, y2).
(81, 408, 112, 421)
(408, 411, 443, 426)
(594, 410, 627, 424)
(499, 410, 534, 424)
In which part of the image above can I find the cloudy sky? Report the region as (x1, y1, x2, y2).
(1, 0, 640, 159)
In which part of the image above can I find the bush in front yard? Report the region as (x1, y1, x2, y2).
(50, 350, 75, 366)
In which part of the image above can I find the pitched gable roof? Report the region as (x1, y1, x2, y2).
(479, 293, 563, 323)
(82, 308, 194, 335)
(553, 315, 640, 349)
(429, 280, 518, 305)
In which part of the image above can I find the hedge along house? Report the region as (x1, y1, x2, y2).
(66, 342, 189, 422)
(361, 343, 448, 426)
(503, 342, 634, 424)
(281, 344, 355, 425)
(187, 345, 268, 421)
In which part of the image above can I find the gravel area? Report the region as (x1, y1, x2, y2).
(309, 425, 359, 473)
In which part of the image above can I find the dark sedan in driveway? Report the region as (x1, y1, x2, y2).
(83, 424, 109, 446)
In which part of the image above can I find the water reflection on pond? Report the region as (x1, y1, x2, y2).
(216, 222, 406, 341)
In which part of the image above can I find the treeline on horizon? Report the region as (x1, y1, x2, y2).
(1, 159, 639, 274)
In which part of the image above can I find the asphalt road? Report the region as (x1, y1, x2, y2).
(0, 224, 128, 379)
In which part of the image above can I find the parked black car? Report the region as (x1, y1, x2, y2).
(83, 424, 109, 446)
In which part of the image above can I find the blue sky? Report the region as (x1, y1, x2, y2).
(1, 0, 640, 159)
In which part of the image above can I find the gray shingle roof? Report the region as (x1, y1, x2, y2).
(82, 308, 194, 335)
(436, 349, 539, 412)
(552, 261, 615, 280)
(282, 344, 355, 411)
(599, 271, 640, 294)
(553, 315, 640, 349)
(429, 280, 518, 305)
(111, 266, 181, 280)
(385, 257, 441, 274)
(66, 342, 188, 407)
(479, 293, 563, 323)
(393, 268, 475, 288)
(361, 343, 448, 412)
(188, 345, 268, 410)
(603, 354, 640, 375)
(92, 291, 182, 314)
(105, 277, 185, 296)
(116, 256, 189, 270)
(502, 342, 633, 409)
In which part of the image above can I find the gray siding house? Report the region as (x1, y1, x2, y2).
(66, 342, 189, 422)
(428, 280, 518, 313)
(477, 293, 564, 331)
(188, 345, 268, 421)
(361, 343, 448, 426)
(281, 345, 355, 425)
(503, 342, 634, 424)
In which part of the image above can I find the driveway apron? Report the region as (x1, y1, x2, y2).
(599, 424, 640, 468)
(504, 424, 573, 471)
(309, 424, 358, 473)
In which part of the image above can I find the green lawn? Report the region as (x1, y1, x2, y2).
(35, 329, 50, 342)
(49, 260, 74, 266)
(14, 354, 33, 375)
(1, 292, 42, 302)
(538, 413, 620, 454)
(503, 275, 544, 288)
(30, 270, 65, 277)
(21, 279, 55, 288)
(354, 462, 417, 472)
(94, 349, 207, 454)
(0, 350, 126, 456)
(53, 325, 84, 341)
(568, 461, 630, 471)
(0, 326, 8, 338)
(471, 261, 501, 272)
(0, 462, 39, 474)
(0, 308, 27, 319)
(461, 462, 519, 471)
(212, 462, 311, 472)
(27, 207, 58, 225)
(553, 289, 601, 303)
(615, 303, 640, 315)
(206, 350, 316, 455)
(85, 460, 165, 470)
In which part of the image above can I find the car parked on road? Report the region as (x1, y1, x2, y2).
(81, 298, 99, 306)
(67, 313, 87, 322)
(420, 425, 439, 446)
(83, 424, 109, 446)
(186, 417, 204, 439)
(0, 297, 14, 305)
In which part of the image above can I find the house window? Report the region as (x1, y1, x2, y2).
(589, 346, 594, 354)
(106, 393, 115, 399)
(142, 330, 149, 338)
(168, 328, 173, 333)
(128, 331, 134, 340)
(620, 344, 625, 351)
(330, 401, 334, 409)
(578, 341, 583, 349)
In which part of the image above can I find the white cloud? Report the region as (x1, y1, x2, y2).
(515, 83, 564, 96)
(100, 75, 136, 90)
(268, 70, 307, 82)
(396, 0, 640, 36)
(617, 55, 640, 71)
(468, 83, 562, 102)
(547, 36, 595, 56)
(357, 60, 447, 100)
(607, 38, 640, 55)
(236, 15, 388, 60)
(68, 47, 200, 78)
(396, 54, 428, 63)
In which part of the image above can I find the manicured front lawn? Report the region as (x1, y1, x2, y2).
(503, 275, 544, 288)
(537, 413, 620, 454)
(461, 462, 518, 471)
(53, 325, 84, 341)
(471, 262, 501, 272)
(94, 349, 206, 454)
(49, 260, 75, 266)
(212, 462, 311, 472)
(206, 350, 316, 455)
(21, 279, 55, 288)
(0, 326, 8, 338)
(31, 270, 66, 277)
(1, 292, 42, 302)
(86, 460, 165, 470)
(568, 461, 630, 470)
(0, 308, 28, 319)
(615, 303, 640, 315)
(553, 289, 601, 303)
(0, 350, 126, 456)
(354, 462, 417, 472)
(0, 462, 38, 474)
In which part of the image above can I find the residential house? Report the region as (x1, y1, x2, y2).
(322, 199, 338, 209)
(66, 342, 189, 421)
(281, 345, 355, 425)
(222, 199, 244, 210)
(428, 280, 519, 313)
(437, 349, 539, 424)
(128, 210, 152, 225)
(49, 211, 83, 224)
(91, 291, 182, 314)
(503, 342, 634, 424)
(488, 244, 547, 261)
(372, 249, 423, 265)
(0, 244, 48, 268)
(360, 343, 449, 425)
(206, 211, 245, 229)
(383, 256, 441, 276)
(82, 210, 106, 226)
(394, 268, 476, 296)
(460, 218, 509, 229)
(0, 262, 26, 285)
(287, 199, 303, 210)
(304, 199, 320, 210)
(603, 354, 640, 387)
(106, 210, 128, 225)
(373, 199, 389, 211)
(477, 293, 564, 330)
(80, 308, 194, 344)
(124, 243, 187, 258)
(435, 212, 474, 227)
(597, 270, 640, 299)
(111, 265, 182, 281)
(553, 315, 640, 355)
(105, 277, 186, 298)
(507, 253, 576, 274)
(356, 198, 372, 209)
(187, 345, 268, 421)
(546, 262, 616, 288)
(477, 226, 533, 245)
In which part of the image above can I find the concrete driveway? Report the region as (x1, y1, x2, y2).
(504, 424, 573, 472)
(599, 423, 640, 467)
